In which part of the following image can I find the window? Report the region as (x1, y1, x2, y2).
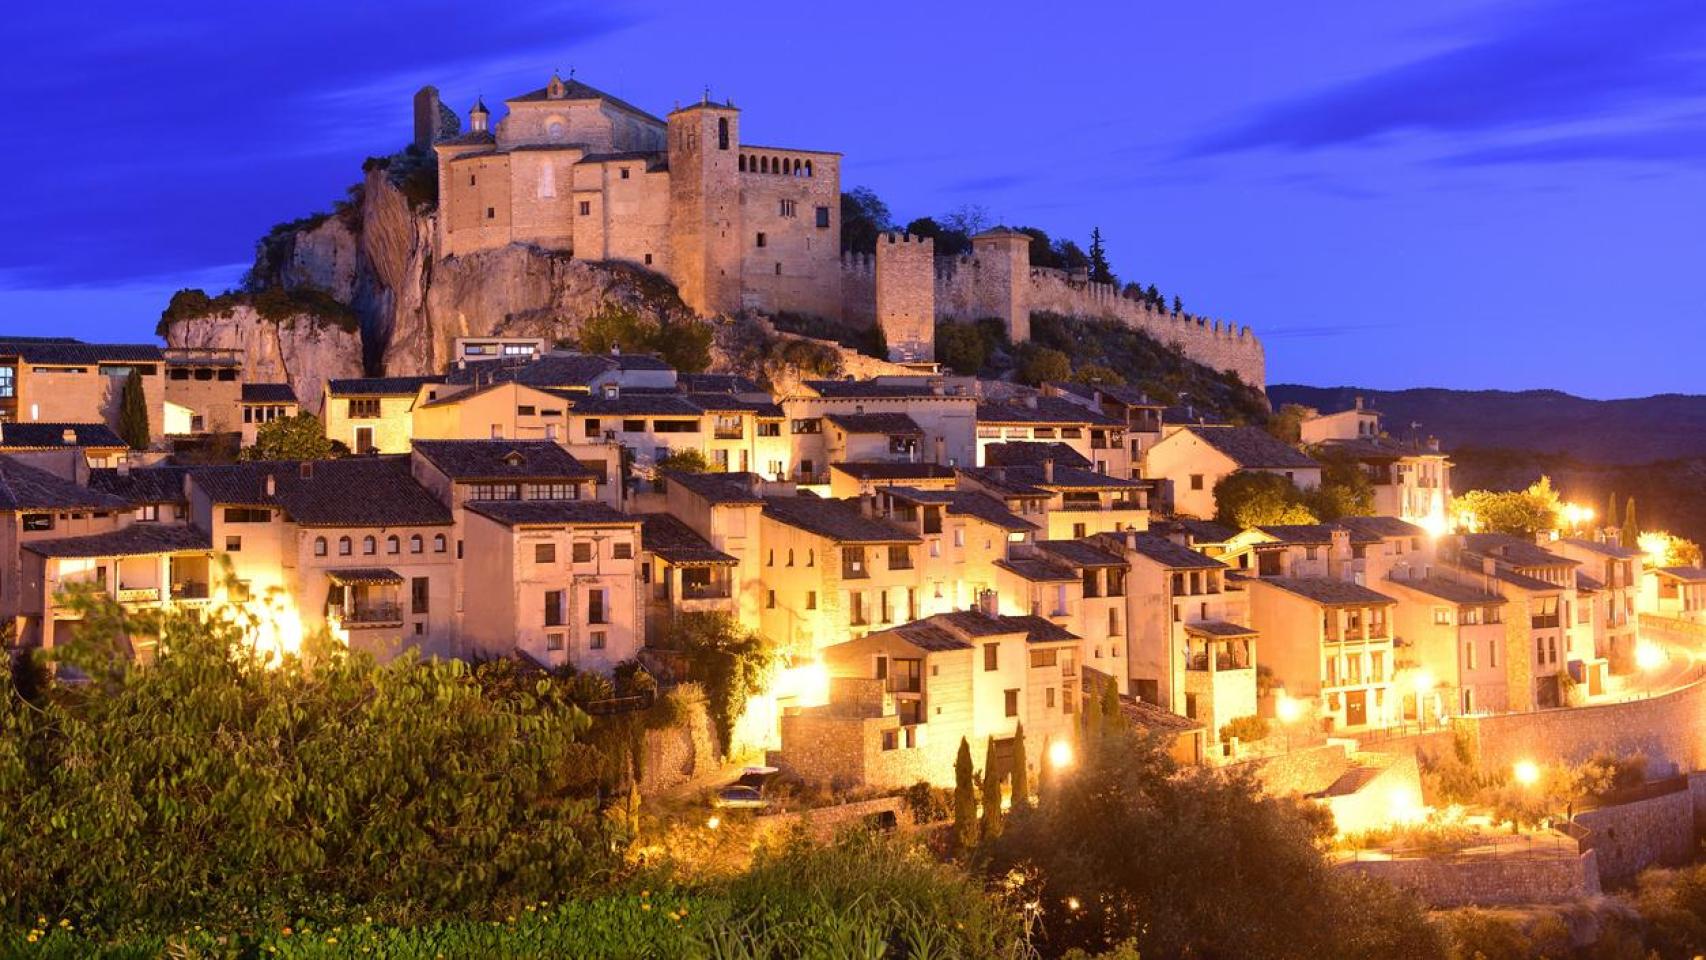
(1464, 641, 1476, 670)
(815, 205, 831, 228)
(766, 589, 776, 609)
(135, 504, 159, 522)
(470, 483, 521, 501)
(786, 549, 795, 567)
(984, 643, 999, 672)
(1189, 474, 1204, 491)
(612, 542, 633, 560)
(517, 405, 536, 417)
(578, 201, 591, 216)
(779, 199, 796, 218)
(348, 398, 381, 419)
(338, 536, 352, 556)
(412, 577, 429, 615)
(953, 528, 965, 548)
(410, 534, 423, 554)
(755, 231, 767, 248)
(1004, 689, 1019, 718)
(224, 507, 271, 523)
(225, 536, 242, 552)
(717, 116, 729, 150)
(620, 167, 630, 180)
(387, 535, 400, 554)
(434, 534, 447, 553)
(758, 421, 780, 437)
(536, 543, 556, 564)
(544, 590, 564, 627)
(1433, 607, 1451, 625)
(590, 631, 607, 650)
(546, 632, 564, 651)
(1046, 688, 1056, 709)
(314, 536, 327, 556)
(572, 542, 593, 563)
(486, 207, 496, 219)
(587, 588, 607, 625)
(584, 418, 601, 438)
(806, 590, 817, 610)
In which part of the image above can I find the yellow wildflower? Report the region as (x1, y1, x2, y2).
(641, 903, 652, 911)
(26, 934, 39, 943)
(326, 937, 338, 945)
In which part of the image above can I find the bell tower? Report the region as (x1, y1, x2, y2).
(668, 97, 743, 317)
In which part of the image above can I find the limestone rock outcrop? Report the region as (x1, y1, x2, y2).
(165, 306, 365, 414)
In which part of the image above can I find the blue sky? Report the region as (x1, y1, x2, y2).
(3, 0, 1703, 398)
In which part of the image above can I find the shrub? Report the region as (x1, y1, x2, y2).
(1219, 714, 1269, 743)
(660, 612, 776, 756)
(1213, 471, 1318, 527)
(243, 412, 336, 461)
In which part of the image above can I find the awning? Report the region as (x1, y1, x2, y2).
(326, 568, 404, 585)
(1184, 619, 1258, 639)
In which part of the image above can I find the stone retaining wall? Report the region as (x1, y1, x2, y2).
(1340, 850, 1601, 907)
(1453, 673, 1706, 774)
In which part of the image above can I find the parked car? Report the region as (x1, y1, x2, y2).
(711, 766, 778, 810)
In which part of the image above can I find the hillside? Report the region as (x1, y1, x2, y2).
(1267, 385, 1706, 465)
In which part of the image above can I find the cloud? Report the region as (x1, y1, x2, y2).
(1187, 0, 1706, 156)
(0, 1, 645, 288)
(940, 172, 1034, 194)
(1259, 322, 1403, 340)
(1437, 118, 1706, 166)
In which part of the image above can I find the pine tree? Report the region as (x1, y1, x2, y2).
(118, 369, 150, 450)
(1172, 294, 1184, 315)
(1010, 722, 1029, 805)
(1623, 497, 1639, 549)
(1145, 284, 1162, 310)
(1088, 227, 1114, 285)
(953, 737, 978, 852)
(1037, 735, 1054, 799)
(980, 737, 1004, 842)
(1606, 492, 1619, 534)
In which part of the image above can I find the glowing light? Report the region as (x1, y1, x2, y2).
(1410, 670, 1436, 695)
(705, 815, 720, 830)
(1561, 503, 1595, 530)
(772, 659, 830, 706)
(1275, 695, 1303, 724)
(1385, 786, 1426, 825)
(1513, 760, 1540, 787)
(1639, 531, 1675, 567)
(1066, 897, 1082, 912)
(1418, 510, 1448, 538)
(1636, 642, 1667, 672)
(1047, 739, 1074, 770)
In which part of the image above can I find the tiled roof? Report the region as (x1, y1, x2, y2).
(976, 396, 1119, 426)
(1121, 533, 1225, 570)
(569, 394, 703, 416)
(978, 463, 1143, 491)
(1461, 534, 1577, 568)
(1161, 405, 1229, 427)
(576, 151, 666, 170)
(1486, 566, 1563, 592)
(437, 130, 496, 148)
(1316, 437, 1446, 460)
(608, 353, 673, 371)
(1091, 384, 1165, 409)
(1657, 566, 1706, 582)
(995, 557, 1079, 582)
(505, 77, 664, 124)
(934, 610, 1017, 637)
(825, 412, 923, 435)
(1334, 515, 1426, 539)
(23, 523, 211, 558)
(637, 513, 736, 566)
(762, 496, 919, 544)
(0, 456, 129, 511)
(892, 620, 973, 653)
(981, 441, 1091, 469)
(1575, 572, 1605, 592)
(240, 383, 298, 404)
(958, 467, 1050, 498)
(0, 423, 127, 449)
(801, 380, 942, 399)
(939, 491, 1037, 531)
(326, 376, 444, 397)
(1184, 619, 1258, 638)
(412, 440, 596, 482)
(830, 462, 956, 482)
(1036, 539, 1126, 568)
(465, 500, 633, 527)
(1183, 426, 1318, 469)
(326, 568, 404, 585)
(444, 354, 622, 389)
(1000, 614, 1079, 644)
(685, 394, 782, 417)
(87, 466, 189, 505)
(0, 338, 162, 364)
(1122, 696, 1204, 732)
(679, 373, 761, 394)
(1253, 577, 1396, 606)
(1256, 524, 1380, 546)
(1384, 576, 1505, 605)
(189, 458, 452, 527)
(1149, 518, 1240, 544)
(1559, 537, 1643, 560)
(663, 470, 765, 505)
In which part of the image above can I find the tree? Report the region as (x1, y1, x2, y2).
(655, 449, 711, 474)
(1623, 496, 1639, 548)
(903, 216, 970, 258)
(1266, 403, 1312, 444)
(1070, 363, 1126, 387)
(1451, 477, 1562, 536)
(941, 203, 991, 239)
(1606, 491, 1620, 533)
(840, 187, 890, 254)
(989, 728, 1446, 959)
(980, 737, 1004, 843)
(1056, 239, 1089, 273)
(1016, 345, 1071, 386)
(1100, 681, 1123, 730)
(1010, 723, 1029, 805)
(243, 412, 335, 461)
(662, 611, 775, 755)
(1088, 227, 1114, 284)
(1018, 227, 1062, 268)
(1037, 735, 1055, 799)
(118, 369, 150, 449)
(935, 321, 987, 375)
(953, 737, 978, 853)
(869, 319, 889, 360)
(1213, 472, 1318, 528)
(1172, 295, 1184, 315)
(576, 304, 712, 374)
(1306, 450, 1376, 521)
(1145, 284, 1162, 309)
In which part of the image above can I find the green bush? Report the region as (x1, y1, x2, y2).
(1219, 714, 1269, 743)
(0, 593, 619, 932)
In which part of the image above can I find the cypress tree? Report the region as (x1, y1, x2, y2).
(1088, 227, 1114, 285)
(1037, 735, 1054, 799)
(1101, 681, 1123, 731)
(953, 737, 977, 852)
(1083, 686, 1104, 747)
(1623, 497, 1639, 549)
(1010, 722, 1029, 805)
(1606, 492, 1619, 534)
(980, 737, 1004, 842)
(118, 369, 150, 450)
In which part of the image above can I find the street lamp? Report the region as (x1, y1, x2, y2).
(1047, 739, 1074, 771)
(1276, 694, 1303, 752)
(1512, 760, 1540, 788)
(1636, 642, 1667, 673)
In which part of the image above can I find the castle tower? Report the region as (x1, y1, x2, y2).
(875, 233, 936, 362)
(412, 86, 461, 146)
(970, 229, 1033, 343)
(469, 97, 490, 133)
(667, 99, 743, 317)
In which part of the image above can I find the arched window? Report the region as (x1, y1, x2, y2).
(314, 537, 327, 557)
(434, 533, 447, 553)
(387, 535, 400, 555)
(363, 535, 376, 555)
(738, 155, 746, 172)
(338, 536, 352, 556)
(793, 158, 802, 176)
(410, 534, 424, 554)
(805, 160, 813, 177)
(787, 548, 795, 567)
(759, 156, 769, 173)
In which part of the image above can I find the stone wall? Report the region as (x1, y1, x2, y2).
(1576, 782, 1695, 881)
(638, 690, 719, 796)
(1228, 741, 1353, 796)
(1453, 672, 1706, 774)
(1340, 850, 1601, 907)
(875, 233, 935, 362)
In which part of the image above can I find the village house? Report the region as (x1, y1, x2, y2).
(871, 485, 1035, 618)
(1144, 425, 1320, 520)
(1043, 382, 1165, 478)
(657, 470, 774, 631)
(960, 461, 1148, 540)
(0, 423, 130, 468)
(1445, 533, 1589, 709)
(782, 379, 978, 482)
(757, 494, 924, 652)
(1554, 536, 1641, 672)
(1031, 539, 1129, 690)
(1246, 577, 1397, 732)
(636, 511, 738, 645)
(411, 380, 570, 443)
(0, 338, 165, 442)
(1382, 576, 1510, 718)
(161, 348, 244, 437)
(975, 395, 1129, 477)
(237, 384, 299, 447)
(827, 461, 958, 498)
(322, 376, 447, 454)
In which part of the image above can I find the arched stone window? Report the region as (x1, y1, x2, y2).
(387, 535, 400, 555)
(314, 537, 327, 557)
(410, 534, 424, 554)
(434, 534, 447, 553)
(738, 155, 746, 172)
(338, 536, 352, 556)
(363, 535, 376, 555)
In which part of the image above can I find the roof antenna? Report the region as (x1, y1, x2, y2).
(703, 85, 711, 104)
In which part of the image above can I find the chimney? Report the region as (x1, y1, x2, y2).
(860, 493, 877, 518)
(61, 428, 76, 446)
(1023, 394, 1039, 410)
(299, 462, 314, 480)
(977, 588, 999, 617)
(116, 458, 131, 477)
(1481, 556, 1497, 577)
(1354, 396, 1364, 410)
(264, 474, 276, 497)
(1041, 458, 1054, 483)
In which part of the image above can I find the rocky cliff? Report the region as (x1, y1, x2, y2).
(162, 155, 697, 401)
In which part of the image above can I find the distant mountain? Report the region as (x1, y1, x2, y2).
(1266, 385, 1706, 465)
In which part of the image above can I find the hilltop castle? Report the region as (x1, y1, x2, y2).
(423, 76, 1264, 387)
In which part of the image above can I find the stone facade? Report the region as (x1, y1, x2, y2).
(1575, 783, 1695, 881)
(1340, 849, 1600, 908)
(875, 233, 935, 362)
(1453, 671, 1706, 774)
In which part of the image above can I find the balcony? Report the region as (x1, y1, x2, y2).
(713, 426, 743, 441)
(681, 580, 732, 601)
(171, 581, 210, 600)
(885, 675, 922, 694)
(336, 602, 403, 627)
(1532, 616, 1561, 629)
(1187, 652, 1252, 671)
(116, 585, 160, 603)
